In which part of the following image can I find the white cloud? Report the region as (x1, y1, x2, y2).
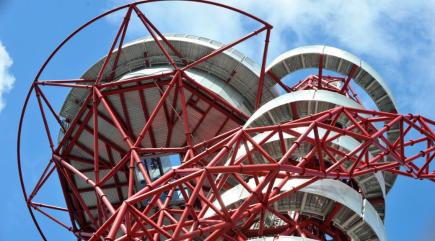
(236, 1, 435, 61)
(0, 41, 15, 112)
(105, 0, 435, 117)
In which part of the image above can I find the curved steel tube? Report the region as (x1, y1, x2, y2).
(267, 45, 397, 113)
(244, 89, 365, 128)
(206, 178, 387, 241)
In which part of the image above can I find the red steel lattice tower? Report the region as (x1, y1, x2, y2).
(18, 1, 435, 241)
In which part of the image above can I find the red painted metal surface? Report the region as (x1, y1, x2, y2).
(17, 1, 434, 241)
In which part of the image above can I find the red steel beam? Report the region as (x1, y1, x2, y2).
(18, 1, 435, 241)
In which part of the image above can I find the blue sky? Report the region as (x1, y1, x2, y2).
(0, 0, 434, 240)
